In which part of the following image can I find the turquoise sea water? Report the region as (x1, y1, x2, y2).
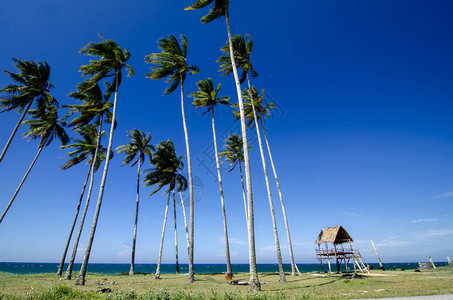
(0, 262, 448, 274)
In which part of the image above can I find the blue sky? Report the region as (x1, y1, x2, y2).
(0, 0, 452, 266)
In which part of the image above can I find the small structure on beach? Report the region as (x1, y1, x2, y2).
(315, 225, 369, 273)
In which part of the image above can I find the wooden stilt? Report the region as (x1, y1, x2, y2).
(429, 256, 436, 269)
(371, 240, 384, 270)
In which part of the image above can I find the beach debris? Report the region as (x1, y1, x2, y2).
(371, 240, 385, 270)
(429, 256, 437, 269)
(418, 262, 434, 270)
(414, 269, 421, 272)
(97, 288, 112, 294)
(228, 280, 238, 285)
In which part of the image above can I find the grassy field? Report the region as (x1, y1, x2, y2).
(0, 267, 452, 299)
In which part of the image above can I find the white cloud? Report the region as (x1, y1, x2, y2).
(411, 229, 453, 239)
(410, 218, 439, 223)
(432, 191, 453, 199)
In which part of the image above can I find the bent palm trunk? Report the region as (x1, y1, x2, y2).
(225, 10, 260, 291)
(211, 109, 232, 275)
(155, 193, 170, 279)
(248, 87, 286, 283)
(76, 76, 119, 285)
(239, 163, 248, 224)
(179, 190, 190, 254)
(173, 189, 179, 274)
(0, 144, 44, 224)
(0, 101, 33, 164)
(130, 158, 142, 276)
(56, 166, 91, 276)
(260, 117, 299, 276)
(64, 120, 102, 280)
(180, 80, 195, 283)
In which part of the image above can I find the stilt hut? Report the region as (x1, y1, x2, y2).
(315, 225, 369, 273)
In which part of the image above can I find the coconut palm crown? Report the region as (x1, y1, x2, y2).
(145, 35, 199, 95)
(234, 87, 274, 128)
(184, 0, 228, 24)
(144, 140, 187, 196)
(116, 129, 154, 167)
(217, 34, 258, 84)
(189, 78, 230, 113)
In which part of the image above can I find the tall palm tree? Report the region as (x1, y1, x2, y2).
(220, 34, 299, 276)
(242, 88, 300, 275)
(184, 1, 260, 290)
(0, 58, 57, 163)
(75, 35, 134, 285)
(236, 87, 286, 283)
(56, 124, 107, 276)
(189, 78, 233, 276)
(219, 133, 249, 226)
(116, 129, 154, 276)
(143, 140, 187, 279)
(0, 105, 69, 224)
(145, 35, 198, 282)
(62, 82, 113, 280)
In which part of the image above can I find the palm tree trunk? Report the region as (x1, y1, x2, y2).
(246, 83, 286, 283)
(56, 165, 91, 276)
(0, 100, 33, 164)
(129, 158, 141, 276)
(239, 163, 248, 224)
(178, 189, 190, 250)
(155, 193, 170, 279)
(180, 80, 195, 283)
(211, 108, 232, 276)
(173, 189, 179, 274)
(0, 144, 44, 224)
(76, 74, 119, 285)
(260, 117, 299, 276)
(65, 119, 103, 280)
(225, 10, 260, 291)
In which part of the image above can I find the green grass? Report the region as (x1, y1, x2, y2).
(0, 267, 452, 299)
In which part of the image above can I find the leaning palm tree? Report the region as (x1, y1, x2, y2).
(189, 78, 233, 276)
(219, 133, 249, 224)
(56, 124, 107, 277)
(236, 87, 286, 283)
(0, 105, 69, 224)
(220, 35, 299, 276)
(62, 82, 113, 280)
(145, 35, 198, 283)
(0, 58, 57, 163)
(75, 35, 134, 285)
(143, 140, 187, 279)
(184, 1, 260, 290)
(116, 129, 154, 276)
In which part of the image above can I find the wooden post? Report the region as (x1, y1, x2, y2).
(447, 256, 451, 264)
(371, 240, 384, 270)
(333, 244, 340, 273)
(429, 256, 436, 269)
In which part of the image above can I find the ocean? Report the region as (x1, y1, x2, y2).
(0, 262, 449, 275)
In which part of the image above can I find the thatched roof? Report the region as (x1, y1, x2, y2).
(315, 225, 353, 245)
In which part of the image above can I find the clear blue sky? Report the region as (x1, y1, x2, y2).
(0, 0, 452, 265)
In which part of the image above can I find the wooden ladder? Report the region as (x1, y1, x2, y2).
(353, 250, 370, 273)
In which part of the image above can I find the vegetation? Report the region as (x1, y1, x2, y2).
(1, 268, 453, 299)
(185, 0, 260, 290)
(145, 34, 198, 283)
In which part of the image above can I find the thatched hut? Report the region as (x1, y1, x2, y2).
(315, 225, 368, 273)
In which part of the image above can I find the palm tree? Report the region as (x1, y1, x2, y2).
(236, 87, 286, 283)
(145, 35, 198, 282)
(0, 105, 69, 224)
(0, 58, 57, 163)
(184, 1, 260, 290)
(242, 88, 300, 276)
(220, 34, 299, 276)
(56, 124, 107, 276)
(62, 82, 113, 280)
(219, 133, 249, 225)
(75, 35, 134, 285)
(218, 34, 258, 86)
(189, 78, 233, 276)
(143, 140, 187, 279)
(116, 129, 154, 276)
